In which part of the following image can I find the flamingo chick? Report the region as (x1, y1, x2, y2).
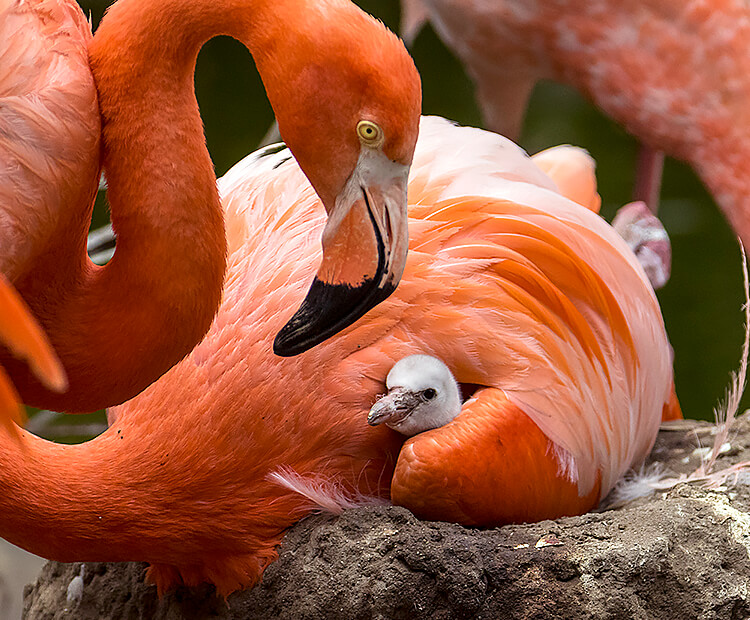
(368, 354, 461, 435)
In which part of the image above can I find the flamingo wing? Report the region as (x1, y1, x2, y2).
(336, 117, 674, 511)
(391, 388, 600, 524)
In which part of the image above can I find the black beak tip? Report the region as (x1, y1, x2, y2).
(273, 276, 396, 357)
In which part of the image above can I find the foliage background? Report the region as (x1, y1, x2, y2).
(62, 0, 746, 428)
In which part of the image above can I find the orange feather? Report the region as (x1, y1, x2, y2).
(391, 389, 601, 525)
(0, 274, 66, 436)
(0, 118, 676, 595)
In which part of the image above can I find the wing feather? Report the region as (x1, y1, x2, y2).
(212, 116, 674, 509)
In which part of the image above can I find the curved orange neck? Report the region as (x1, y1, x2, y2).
(0, 426, 248, 570)
(8, 0, 347, 412)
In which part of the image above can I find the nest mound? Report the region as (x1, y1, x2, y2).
(24, 417, 750, 620)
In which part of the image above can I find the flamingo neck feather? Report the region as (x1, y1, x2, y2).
(13, 0, 365, 411)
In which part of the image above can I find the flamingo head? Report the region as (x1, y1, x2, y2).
(368, 355, 461, 436)
(256, 8, 422, 356)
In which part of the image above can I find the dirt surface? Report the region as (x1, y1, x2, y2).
(23, 417, 750, 620)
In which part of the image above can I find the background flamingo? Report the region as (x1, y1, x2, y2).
(1, 0, 421, 413)
(400, 0, 750, 233)
(0, 117, 676, 594)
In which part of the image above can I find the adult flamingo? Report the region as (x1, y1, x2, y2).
(0, 0, 421, 412)
(402, 0, 750, 234)
(0, 117, 676, 594)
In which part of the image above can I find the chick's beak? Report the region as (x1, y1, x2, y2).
(368, 387, 420, 427)
(274, 152, 410, 356)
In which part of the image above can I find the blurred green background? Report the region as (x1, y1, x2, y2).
(45, 0, 744, 439)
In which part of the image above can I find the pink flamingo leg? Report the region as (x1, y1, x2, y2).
(633, 146, 666, 215)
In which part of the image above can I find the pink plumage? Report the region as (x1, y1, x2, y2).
(404, 0, 750, 243)
(0, 0, 99, 281)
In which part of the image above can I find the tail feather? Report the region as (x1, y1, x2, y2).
(0, 366, 23, 435)
(0, 273, 67, 393)
(531, 145, 601, 213)
(0, 274, 67, 437)
(662, 383, 683, 422)
(267, 466, 387, 515)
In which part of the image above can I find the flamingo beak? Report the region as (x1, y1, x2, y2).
(274, 154, 410, 356)
(368, 387, 420, 427)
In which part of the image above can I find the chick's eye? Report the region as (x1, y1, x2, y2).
(357, 120, 385, 148)
(421, 388, 437, 401)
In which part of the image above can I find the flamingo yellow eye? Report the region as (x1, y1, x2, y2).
(356, 120, 385, 148)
